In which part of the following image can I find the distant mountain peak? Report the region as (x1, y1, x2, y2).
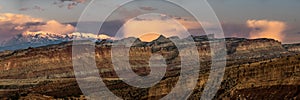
(23, 31, 59, 36)
(0, 32, 114, 51)
(153, 35, 169, 42)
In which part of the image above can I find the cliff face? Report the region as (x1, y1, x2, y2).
(0, 37, 285, 78)
(236, 39, 283, 52)
(224, 55, 300, 99)
(226, 38, 285, 53)
(0, 36, 299, 99)
(284, 43, 300, 52)
(0, 42, 74, 79)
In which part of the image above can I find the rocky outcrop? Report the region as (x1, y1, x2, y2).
(0, 36, 287, 78)
(0, 36, 299, 99)
(226, 38, 285, 54)
(284, 43, 300, 52)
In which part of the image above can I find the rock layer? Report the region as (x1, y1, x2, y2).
(0, 36, 299, 99)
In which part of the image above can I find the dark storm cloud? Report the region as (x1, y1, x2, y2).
(68, 20, 124, 36)
(221, 23, 251, 38)
(185, 22, 251, 38)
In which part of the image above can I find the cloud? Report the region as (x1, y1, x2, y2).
(117, 8, 143, 20)
(0, 13, 75, 40)
(19, 5, 45, 11)
(33, 5, 45, 11)
(70, 16, 256, 39)
(139, 6, 157, 11)
(247, 19, 287, 41)
(27, 20, 75, 34)
(119, 14, 192, 39)
(19, 8, 29, 11)
(176, 18, 202, 30)
(220, 22, 251, 38)
(59, 0, 87, 3)
(54, 0, 89, 9)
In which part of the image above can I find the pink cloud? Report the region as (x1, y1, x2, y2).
(0, 13, 75, 36)
(247, 19, 287, 41)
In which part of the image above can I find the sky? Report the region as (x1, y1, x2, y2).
(0, 0, 299, 43)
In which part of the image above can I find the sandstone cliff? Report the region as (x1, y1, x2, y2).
(284, 43, 300, 52)
(0, 36, 299, 99)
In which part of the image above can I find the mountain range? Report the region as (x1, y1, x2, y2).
(0, 32, 114, 51)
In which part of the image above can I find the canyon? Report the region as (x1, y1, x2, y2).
(0, 35, 300, 99)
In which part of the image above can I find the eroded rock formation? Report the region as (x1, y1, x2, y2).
(0, 36, 299, 99)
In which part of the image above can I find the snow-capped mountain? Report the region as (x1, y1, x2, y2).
(0, 31, 114, 51)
